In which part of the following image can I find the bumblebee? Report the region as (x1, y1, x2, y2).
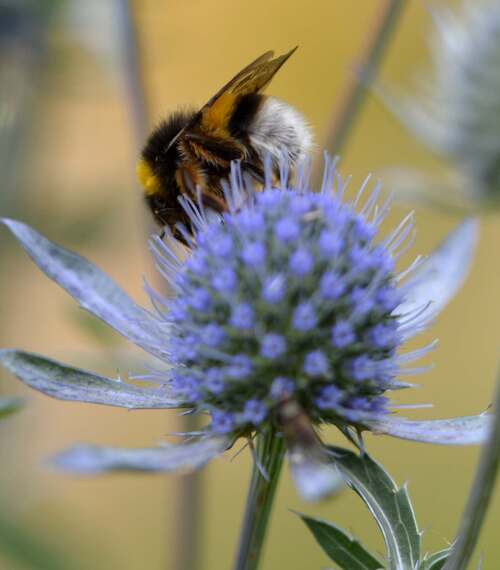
(137, 47, 312, 242)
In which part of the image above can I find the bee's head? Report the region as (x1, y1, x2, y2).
(136, 109, 196, 219)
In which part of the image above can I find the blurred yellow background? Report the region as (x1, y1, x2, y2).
(0, 0, 499, 569)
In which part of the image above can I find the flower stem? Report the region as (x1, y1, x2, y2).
(442, 372, 500, 570)
(233, 426, 286, 570)
(174, 465, 202, 570)
(322, 0, 407, 159)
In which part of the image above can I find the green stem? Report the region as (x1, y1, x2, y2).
(322, 0, 408, 159)
(233, 426, 286, 570)
(443, 373, 500, 570)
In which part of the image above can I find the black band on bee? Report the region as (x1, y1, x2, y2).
(229, 93, 264, 140)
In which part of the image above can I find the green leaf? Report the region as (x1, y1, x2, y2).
(52, 437, 229, 474)
(329, 446, 421, 570)
(0, 349, 183, 409)
(422, 548, 451, 570)
(0, 513, 71, 570)
(0, 397, 23, 419)
(297, 513, 384, 570)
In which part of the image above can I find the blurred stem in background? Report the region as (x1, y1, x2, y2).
(316, 0, 407, 182)
(116, 0, 149, 144)
(443, 371, 500, 570)
(0, 0, 59, 220)
(115, 2, 202, 570)
(0, 4, 80, 567)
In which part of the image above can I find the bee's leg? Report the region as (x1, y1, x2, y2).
(198, 188, 228, 214)
(241, 159, 265, 184)
(183, 132, 244, 164)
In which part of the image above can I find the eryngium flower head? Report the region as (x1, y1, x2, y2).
(153, 160, 423, 436)
(0, 156, 483, 501)
(388, 0, 500, 204)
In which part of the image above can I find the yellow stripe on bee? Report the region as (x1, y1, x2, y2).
(137, 159, 162, 196)
(202, 92, 236, 135)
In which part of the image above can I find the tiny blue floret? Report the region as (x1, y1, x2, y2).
(260, 334, 287, 359)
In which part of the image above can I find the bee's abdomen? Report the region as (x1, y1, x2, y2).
(247, 97, 313, 165)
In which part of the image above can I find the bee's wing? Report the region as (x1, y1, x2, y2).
(168, 48, 298, 150)
(200, 46, 298, 133)
(202, 47, 296, 109)
(202, 49, 277, 108)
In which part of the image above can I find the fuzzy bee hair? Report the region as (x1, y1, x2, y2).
(248, 96, 313, 166)
(137, 48, 312, 242)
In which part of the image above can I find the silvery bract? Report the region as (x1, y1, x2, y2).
(379, 0, 500, 206)
(0, 158, 488, 501)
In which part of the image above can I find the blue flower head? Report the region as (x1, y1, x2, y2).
(159, 158, 438, 434)
(0, 155, 481, 502)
